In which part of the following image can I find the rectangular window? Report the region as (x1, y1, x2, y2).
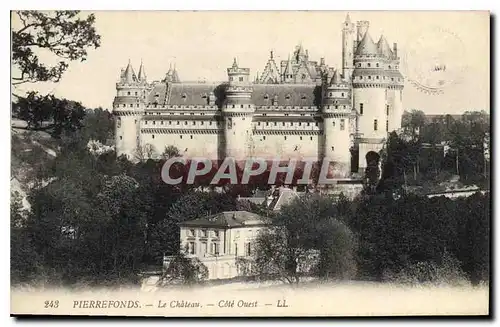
(360, 103, 364, 115)
(213, 230, 219, 238)
(188, 242, 195, 255)
(189, 229, 195, 237)
(201, 242, 207, 256)
(374, 119, 378, 131)
(340, 119, 345, 130)
(245, 243, 251, 256)
(239, 77, 244, 82)
(200, 229, 207, 238)
(211, 243, 219, 255)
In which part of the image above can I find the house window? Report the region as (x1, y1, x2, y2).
(368, 76, 372, 80)
(258, 122, 261, 126)
(264, 94, 269, 100)
(213, 230, 219, 238)
(285, 94, 291, 100)
(310, 136, 313, 141)
(376, 63, 379, 68)
(211, 242, 219, 255)
(119, 136, 122, 140)
(187, 242, 195, 255)
(127, 91, 131, 95)
(360, 103, 364, 115)
(374, 119, 378, 131)
(300, 136, 303, 140)
(239, 77, 243, 82)
(192, 121, 195, 125)
(341, 93, 344, 97)
(376, 76, 379, 79)
(340, 119, 345, 130)
(201, 242, 207, 255)
(177, 121, 180, 125)
(284, 136, 287, 140)
(182, 94, 187, 99)
(180, 135, 183, 139)
(190, 135, 193, 139)
(357, 63, 361, 68)
(263, 136, 266, 140)
(135, 92, 138, 96)
(200, 229, 207, 238)
(130, 104, 133, 107)
(245, 243, 251, 256)
(152, 135, 155, 139)
(229, 77, 233, 81)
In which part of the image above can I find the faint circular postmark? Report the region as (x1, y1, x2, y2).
(402, 26, 467, 95)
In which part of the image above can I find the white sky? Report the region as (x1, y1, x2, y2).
(12, 11, 489, 114)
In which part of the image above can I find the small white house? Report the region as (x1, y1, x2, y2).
(172, 211, 270, 280)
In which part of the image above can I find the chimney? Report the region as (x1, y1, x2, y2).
(393, 43, 398, 58)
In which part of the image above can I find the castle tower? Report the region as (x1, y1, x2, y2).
(352, 30, 389, 172)
(322, 69, 352, 177)
(342, 14, 355, 81)
(223, 58, 255, 160)
(112, 60, 147, 159)
(377, 38, 405, 132)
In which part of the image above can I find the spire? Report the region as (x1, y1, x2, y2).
(285, 54, 293, 75)
(171, 63, 180, 83)
(355, 30, 378, 56)
(138, 59, 147, 82)
(345, 13, 352, 24)
(123, 59, 136, 83)
(232, 57, 238, 69)
(377, 34, 393, 58)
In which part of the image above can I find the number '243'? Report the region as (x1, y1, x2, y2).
(44, 300, 59, 308)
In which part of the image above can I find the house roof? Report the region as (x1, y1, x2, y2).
(179, 211, 270, 228)
(268, 187, 303, 211)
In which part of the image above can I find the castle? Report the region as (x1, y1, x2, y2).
(112, 14, 404, 177)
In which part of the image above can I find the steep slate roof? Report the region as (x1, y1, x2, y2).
(147, 83, 168, 105)
(179, 211, 270, 228)
(355, 32, 379, 56)
(167, 83, 219, 106)
(251, 84, 320, 107)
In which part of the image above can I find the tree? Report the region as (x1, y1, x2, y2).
(159, 253, 208, 286)
(12, 11, 101, 86)
(12, 92, 86, 137)
(402, 109, 426, 139)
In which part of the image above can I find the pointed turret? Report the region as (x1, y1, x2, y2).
(377, 35, 393, 58)
(330, 69, 342, 85)
(137, 60, 147, 82)
(232, 57, 238, 69)
(171, 63, 180, 83)
(345, 13, 352, 24)
(355, 31, 378, 56)
(123, 60, 136, 83)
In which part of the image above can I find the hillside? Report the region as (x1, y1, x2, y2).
(11, 119, 60, 211)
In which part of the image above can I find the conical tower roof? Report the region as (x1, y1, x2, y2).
(345, 13, 352, 24)
(330, 69, 342, 85)
(123, 60, 136, 83)
(377, 35, 393, 58)
(355, 31, 378, 56)
(137, 60, 147, 81)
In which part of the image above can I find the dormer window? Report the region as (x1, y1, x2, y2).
(285, 94, 291, 100)
(301, 95, 307, 100)
(376, 63, 379, 68)
(181, 93, 187, 99)
(202, 93, 207, 99)
(264, 94, 269, 100)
